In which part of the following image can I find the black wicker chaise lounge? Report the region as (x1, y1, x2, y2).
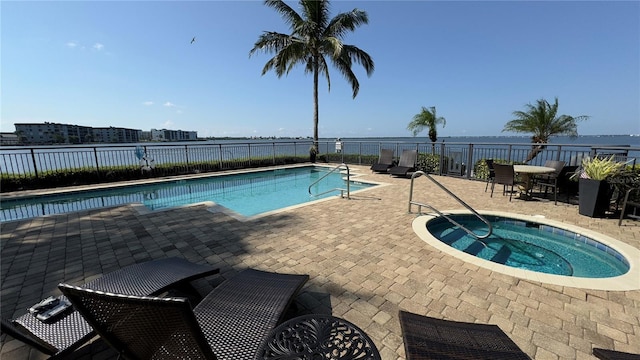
(59, 268, 309, 360)
(399, 310, 532, 360)
(370, 148, 395, 173)
(593, 348, 640, 360)
(388, 149, 418, 177)
(1, 257, 218, 358)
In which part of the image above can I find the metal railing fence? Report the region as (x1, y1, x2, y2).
(1, 140, 637, 186)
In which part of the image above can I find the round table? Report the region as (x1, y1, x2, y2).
(513, 165, 556, 199)
(258, 314, 382, 360)
(513, 165, 556, 175)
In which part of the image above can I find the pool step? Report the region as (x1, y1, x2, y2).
(491, 246, 512, 264)
(440, 228, 468, 245)
(464, 241, 486, 256)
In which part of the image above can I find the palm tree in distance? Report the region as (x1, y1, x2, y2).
(503, 97, 589, 162)
(407, 106, 446, 154)
(249, 0, 374, 151)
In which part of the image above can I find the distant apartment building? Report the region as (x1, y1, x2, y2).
(150, 129, 197, 141)
(92, 127, 141, 143)
(0, 133, 19, 145)
(140, 131, 152, 141)
(14, 122, 141, 145)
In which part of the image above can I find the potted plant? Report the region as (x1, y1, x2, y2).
(309, 145, 317, 163)
(573, 155, 625, 217)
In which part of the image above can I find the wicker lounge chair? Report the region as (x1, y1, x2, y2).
(370, 148, 395, 173)
(59, 268, 309, 360)
(399, 310, 532, 360)
(389, 149, 418, 177)
(1, 257, 218, 357)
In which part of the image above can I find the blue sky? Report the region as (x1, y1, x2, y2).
(2, 1, 639, 138)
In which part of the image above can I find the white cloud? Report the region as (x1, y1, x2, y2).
(163, 102, 175, 107)
(93, 43, 104, 51)
(66, 41, 78, 48)
(176, 110, 183, 114)
(162, 120, 174, 128)
(142, 101, 154, 106)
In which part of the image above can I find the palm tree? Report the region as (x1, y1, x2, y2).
(503, 97, 589, 162)
(249, 0, 374, 151)
(407, 106, 446, 153)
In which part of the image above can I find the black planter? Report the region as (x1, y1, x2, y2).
(310, 152, 316, 163)
(578, 178, 611, 218)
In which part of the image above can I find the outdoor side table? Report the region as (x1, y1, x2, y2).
(3, 257, 219, 357)
(258, 314, 381, 360)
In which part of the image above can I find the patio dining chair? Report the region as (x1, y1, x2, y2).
(59, 268, 308, 360)
(484, 159, 496, 192)
(490, 163, 518, 201)
(618, 188, 640, 226)
(370, 148, 395, 173)
(399, 310, 532, 360)
(534, 160, 566, 205)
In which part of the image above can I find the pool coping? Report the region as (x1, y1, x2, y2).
(412, 210, 640, 291)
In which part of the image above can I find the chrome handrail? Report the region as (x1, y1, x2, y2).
(308, 163, 351, 199)
(408, 171, 492, 241)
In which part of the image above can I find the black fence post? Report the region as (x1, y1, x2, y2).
(30, 148, 39, 179)
(272, 142, 276, 165)
(185, 145, 190, 168)
(93, 147, 100, 176)
(439, 142, 446, 176)
(466, 144, 474, 179)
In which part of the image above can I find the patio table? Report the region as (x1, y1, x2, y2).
(2, 257, 219, 357)
(258, 314, 381, 360)
(513, 165, 556, 199)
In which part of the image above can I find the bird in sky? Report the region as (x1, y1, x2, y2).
(190, 37, 196, 44)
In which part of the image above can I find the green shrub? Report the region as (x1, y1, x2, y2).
(416, 153, 440, 173)
(0, 155, 310, 192)
(473, 158, 514, 180)
(473, 159, 491, 180)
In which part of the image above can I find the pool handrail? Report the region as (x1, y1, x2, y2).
(408, 171, 493, 241)
(308, 163, 351, 199)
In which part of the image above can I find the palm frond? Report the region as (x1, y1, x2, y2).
(341, 44, 374, 76)
(264, 0, 303, 30)
(325, 9, 369, 38)
(249, 31, 295, 57)
(332, 55, 359, 97)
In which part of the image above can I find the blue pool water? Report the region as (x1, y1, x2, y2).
(427, 215, 629, 278)
(1, 166, 376, 222)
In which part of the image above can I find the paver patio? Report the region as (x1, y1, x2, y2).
(1, 165, 639, 359)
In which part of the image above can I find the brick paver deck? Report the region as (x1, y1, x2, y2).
(1, 165, 639, 359)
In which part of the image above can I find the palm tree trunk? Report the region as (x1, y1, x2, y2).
(525, 143, 546, 162)
(313, 57, 319, 150)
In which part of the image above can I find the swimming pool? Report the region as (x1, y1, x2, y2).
(413, 210, 640, 290)
(0, 166, 378, 222)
